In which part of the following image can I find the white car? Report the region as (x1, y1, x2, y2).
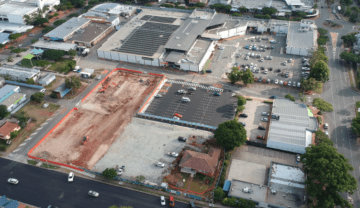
(296, 154, 301, 162)
(288, 81, 291, 86)
(155, 94, 162, 98)
(261, 117, 268, 122)
(261, 112, 269, 116)
(178, 90, 186, 94)
(325, 131, 329, 136)
(68, 172, 74, 182)
(279, 80, 283, 85)
(161, 196, 166, 206)
(43, 103, 49, 108)
(40, 89, 46, 93)
(8, 178, 18, 185)
(156, 162, 165, 168)
(297, 82, 301, 88)
(218, 47, 224, 50)
(275, 79, 279, 84)
(260, 58, 264, 62)
(117, 169, 123, 176)
(181, 97, 190, 102)
(173, 116, 180, 120)
(88, 190, 99, 197)
(168, 152, 179, 157)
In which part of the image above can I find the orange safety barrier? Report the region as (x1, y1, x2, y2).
(138, 74, 165, 113)
(116, 68, 143, 74)
(27, 107, 84, 172)
(149, 73, 163, 77)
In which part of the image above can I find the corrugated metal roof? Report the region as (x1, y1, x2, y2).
(0, 65, 40, 80)
(269, 162, 305, 195)
(164, 51, 184, 63)
(44, 17, 91, 40)
(0, 85, 18, 99)
(223, 180, 231, 191)
(39, 73, 55, 85)
(207, 13, 227, 27)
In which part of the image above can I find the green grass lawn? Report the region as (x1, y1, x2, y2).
(41, 163, 59, 169)
(48, 58, 73, 73)
(21, 59, 39, 68)
(27, 160, 37, 165)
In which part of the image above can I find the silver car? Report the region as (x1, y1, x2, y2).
(261, 112, 269, 116)
(261, 117, 268, 122)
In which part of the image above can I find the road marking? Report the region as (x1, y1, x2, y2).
(19, 143, 25, 146)
(12, 149, 19, 153)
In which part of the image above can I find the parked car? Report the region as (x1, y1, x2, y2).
(269, 56, 273, 60)
(189, 87, 197, 91)
(296, 154, 301, 162)
(239, 122, 246, 126)
(178, 90, 186, 94)
(261, 117, 268, 122)
(269, 67, 273, 71)
(181, 97, 190, 102)
(155, 94, 163, 98)
(40, 89, 46, 93)
(261, 112, 269, 116)
(297, 82, 301, 88)
(68, 172, 74, 182)
(43, 103, 49, 108)
(178, 136, 187, 142)
(161, 196, 166, 206)
(206, 70, 212, 73)
(279, 80, 283, 85)
(168, 152, 179, 157)
(288, 81, 291, 86)
(155, 162, 165, 168)
(270, 95, 277, 99)
(292, 82, 296, 87)
(169, 196, 175, 207)
(284, 81, 288, 86)
(173, 116, 180, 120)
(266, 79, 270, 83)
(276, 69, 281, 73)
(258, 126, 266, 130)
(275, 79, 279, 84)
(8, 178, 18, 185)
(324, 123, 329, 129)
(257, 135, 265, 140)
(239, 114, 248, 118)
(88, 190, 99, 197)
(218, 47, 224, 50)
(214, 92, 221, 96)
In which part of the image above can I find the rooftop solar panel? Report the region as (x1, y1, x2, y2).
(140, 15, 176, 24)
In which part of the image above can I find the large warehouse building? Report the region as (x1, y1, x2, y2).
(267, 98, 318, 154)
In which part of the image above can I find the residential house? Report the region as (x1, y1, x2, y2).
(0, 121, 20, 140)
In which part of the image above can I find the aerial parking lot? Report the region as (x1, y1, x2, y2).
(144, 80, 237, 127)
(236, 34, 304, 88)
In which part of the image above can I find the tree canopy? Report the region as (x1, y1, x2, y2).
(9, 33, 22, 40)
(68, 49, 77, 57)
(214, 120, 247, 151)
(262, 7, 277, 15)
(214, 187, 225, 201)
(209, 3, 232, 12)
(65, 76, 82, 89)
(318, 28, 328, 36)
(0, 105, 8, 118)
(227, 67, 254, 85)
(310, 47, 329, 67)
(102, 168, 117, 179)
(42, 49, 65, 60)
(341, 33, 357, 47)
(302, 143, 357, 208)
(314, 130, 333, 146)
(33, 17, 49, 26)
(351, 116, 360, 135)
(237, 95, 246, 106)
(31, 92, 45, 103)
(309, 60, 330, 82)
(301, 78, 323, 93)
(340, 52, 359, 63)
(313, 98, 333, 112)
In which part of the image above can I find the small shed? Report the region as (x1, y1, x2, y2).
(38, 73, 56, 86)
(52, 83, 71, 98)
(80, 68, 94, 78)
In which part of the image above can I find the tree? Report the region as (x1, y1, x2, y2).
(317, 28, 328, 36)
(31, 92, 45, 103)
(262, 7, 277, 16)
(309, 60, 330, 82)
(222, 197, 238, 206)
(214, 187, 225, 201)
(102, 168, 117, 179)
(284, 94, 295, 101)
(9, 33, 22, 40)
(315, 130, 333, 146)
(341, 33, 357, 47)
(239, 68, 254, 85)
(0, 105, 8, 118)
(237, 95, 246, 106)
(340, 52, 358, 63)
(42, 49, 65, 60)
(195, 2, 205, 7)
(340, 0, 353, 6)
(310, 47, 328, 67)
(314, 3, 318, 9)
(237, 198, 256, 208)
(301, 78, 323, 93)
(351, 116, 360, 135)
(33, 17, 49, 26)
(135, 175, 146, 183)
(302, 143, 357, 208)
(317, 35, 329, 45)
(7, 56, 13, 62)
(214, 120, 247, 151)
(313, 98, 333, 112)
(26, 78, 35, 84)
(54, 19, 67, 26)
(17, 111, 27, 129)
(65, 76, 82, 89)
(228, 67, 240, 84)
(293, 11, 307, 18)
(238, 7, 247, 13)
(68, 49, 77, 57)
(60, 5, 68, 10)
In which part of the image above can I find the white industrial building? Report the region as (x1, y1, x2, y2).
(267, 98, 318, 154)
(0, 65, 40, 82)
(286, 20, 317, 56)
(38, 73, 55, 86)
(31, 39, 77, 52)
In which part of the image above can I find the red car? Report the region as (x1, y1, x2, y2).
(174, 113, 182, 118)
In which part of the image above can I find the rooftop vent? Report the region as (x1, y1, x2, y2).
(176, 37, 180, 39)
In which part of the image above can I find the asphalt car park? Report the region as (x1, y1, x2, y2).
(235, 34, 304, 89)
(237, 100, 271, 143)
(144, 81, 237, 127)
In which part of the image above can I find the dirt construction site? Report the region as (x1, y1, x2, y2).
(30, 70, 162, 170)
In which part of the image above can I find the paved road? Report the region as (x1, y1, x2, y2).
(0, 158, 190, 208)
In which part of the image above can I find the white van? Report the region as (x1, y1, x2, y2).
(73, 66, 80, 72)
(181, 97, 190, 102)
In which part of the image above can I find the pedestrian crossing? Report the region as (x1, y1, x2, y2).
(167, 80, 223, 92)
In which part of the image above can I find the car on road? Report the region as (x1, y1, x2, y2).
(214, 92, 221, 96)
(239, 122, 246, 126)
(261, 112, 269, 116)
(161, 196, 166, 206)
(178, 90, 186, 94)
(40, 89, 46, 93)
(297, 82, 301, 88)
(168, 152, 179, 157)
(189, 87, 196, 91)
(8, 178, 18, 185)
(178, 136, 187, 142)
(257, 135, 265, 140)
(96, 75, 102, 80)
(156, 162, 165, 168)
(88, 190, 99, 197)
(43, 103, 49, 108)
(239, 113, 248, 117)
(169, 196, 175, 207)
(261, 117, 268, 122)
(68, 172, 74, 182)
(296, 154, 301, 162)
(324, 123, 329, 129)
(258, 126, 266, 130)
(155, 94, 162, 98)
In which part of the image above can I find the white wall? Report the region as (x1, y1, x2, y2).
(97, 50, 160, 66)
(286, 46, 309, 56)
(198, 41, 216, 71)
(110, 52, 120, 61)
(267, 140, 306, 154)
(7, 14, 25, 24)
(97, 50, 105, 58)
(217, 25, 246, 39)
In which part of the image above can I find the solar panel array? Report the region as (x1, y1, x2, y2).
(114, 22, 179, 56)
(140, 15, 176, 24)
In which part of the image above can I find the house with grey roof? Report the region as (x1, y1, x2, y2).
(267, 98, 318, 154)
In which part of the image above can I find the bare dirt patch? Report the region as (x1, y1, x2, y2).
(30, 71, 161, 169)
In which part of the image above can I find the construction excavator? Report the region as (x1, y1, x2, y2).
(82, 136, 89, 145)
(98, 83, 110, 93)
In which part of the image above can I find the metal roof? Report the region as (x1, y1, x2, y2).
(32, 40, 77, 51)
(1, 92, 24, 108)
(269, 162, 305, 194)
(38, 73, 55, 85)
(286, 21, 316, 49)
(164, 18, 211, 52)
(44, 17, 91, 40)
(164, 51, 184, 63)
(0, 65, 40, 80)
(268, 98, 315, 147)
(0, 85, 18, 99)
(0, 33, 10, 44)
(207, 13, 227, 28)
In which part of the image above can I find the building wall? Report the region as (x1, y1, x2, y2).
(267, 139, 306, 154)
(97, 49, 160, 66)
(270, 26, 289, 34)
(286, 46, 309, 56)
(198, 41, 216, 71)
(218, 25, 246, 39)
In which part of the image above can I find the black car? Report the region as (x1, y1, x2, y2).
(178, 137, 187, 142)
(206, 70, 212, 73)
(269, 67, 273, 71)
(260, 66, 264, 70)
(239, 114, 248, 118)
(258, 126, 266, 130)
(276, 69, 281, 72)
